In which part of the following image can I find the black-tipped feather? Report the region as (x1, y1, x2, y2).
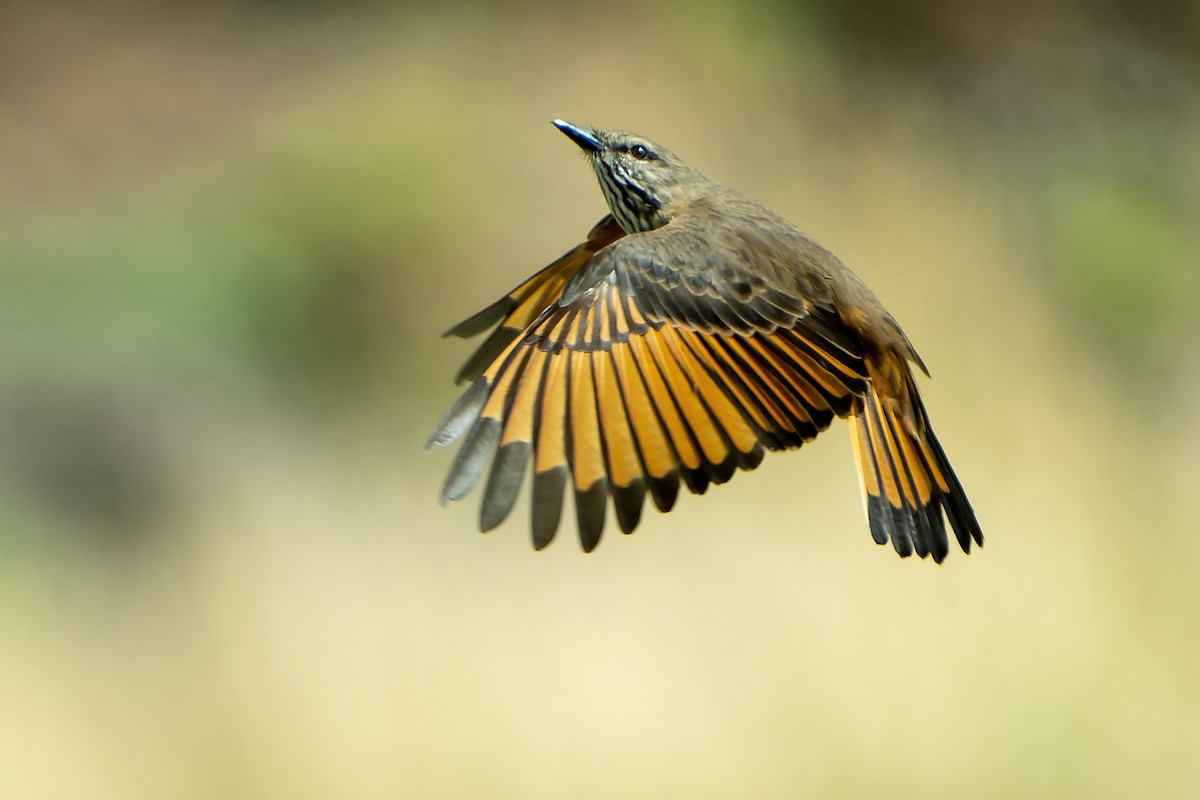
(861, 397, 915, 558)
(923, 432, 984, 553)
(924, 503, 949, 563)
(575, 481, 608, 552)
(905, 385, 984, 553)
(612, 479, 646, 534)
(853, 382, 979, 562)
(444, 298, 516, 339)
(647, 472, 680, 513)
(531, 467, 567, 549)
(888, 506, 915, 558)
(480, 442, 531, 532)
(426, 378, 489, 450)
(876, 405, 935, 560)
(866, 495, 891, 546)
(440, 418, 501, 504)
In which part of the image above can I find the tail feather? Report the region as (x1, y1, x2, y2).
(848, 373, 982, 563)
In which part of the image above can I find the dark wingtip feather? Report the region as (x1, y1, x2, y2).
(866, 495, 916, 558)
(866, 494, 954, 562)
(480, 441, 531, 532)
(737, 443, 765, 471)
(902, 377, 983, 555)
(890, 502, 916, 558)
(866, 495, 890, 546)
(926, 504, 949, 563)
(944, 472, 984, 551)
(443, 298, 516, 339)
(945, 492, 984, 553)
(921, 426, 984, 553)
(909, 502, 931, 560)
(426, 379, 489, 450)
(679, 466, 709, 495)
(531, 467, 567, 550)
(612, 478, 646, 535)
(889, 517, 914, 558)
(647, 472, 680, 513)
(575, 480, 608, 552)
(705, 454, 738, 485)
(440, 417, 501, 505)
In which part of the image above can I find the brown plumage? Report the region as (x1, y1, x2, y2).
(427, 120, 983, 561)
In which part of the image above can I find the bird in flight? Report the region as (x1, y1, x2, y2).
(427, 120, 983, 562)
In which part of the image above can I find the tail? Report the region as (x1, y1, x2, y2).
(847, 365, 983, 563)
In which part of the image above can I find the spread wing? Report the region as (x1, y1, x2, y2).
(443, 215, 625, 384)
(428, 215, 870, 551)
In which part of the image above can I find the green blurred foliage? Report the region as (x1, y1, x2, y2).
(1041, 167, 1196, 373)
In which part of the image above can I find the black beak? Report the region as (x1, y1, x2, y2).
(553, 119, 603, 153)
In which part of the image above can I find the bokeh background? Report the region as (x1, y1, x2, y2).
(2, 1, 1199, 797)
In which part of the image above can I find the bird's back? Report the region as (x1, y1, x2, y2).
(657, 181, 924, 368)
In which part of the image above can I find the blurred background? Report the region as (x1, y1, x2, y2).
(1, 0, 1198, 797)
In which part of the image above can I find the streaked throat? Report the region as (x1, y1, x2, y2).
(591, 158, 661, 234)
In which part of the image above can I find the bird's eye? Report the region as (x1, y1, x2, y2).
(630, 144, 649, 160)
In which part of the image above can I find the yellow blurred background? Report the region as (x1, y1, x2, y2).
(1, 1, 1198, 797)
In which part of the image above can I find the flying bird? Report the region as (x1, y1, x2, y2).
(427, 120, 983, 562)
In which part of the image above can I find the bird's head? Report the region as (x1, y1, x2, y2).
(553, 119, 707, 234)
